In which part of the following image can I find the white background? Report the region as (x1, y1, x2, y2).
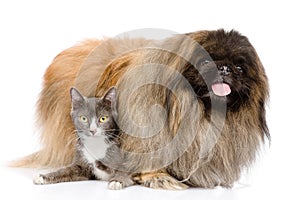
(0, 0, 299, 199)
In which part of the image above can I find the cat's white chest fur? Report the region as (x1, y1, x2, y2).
(81, 136, 112, 180)
(82, 136, 110, 161)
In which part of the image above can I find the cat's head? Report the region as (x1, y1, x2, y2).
(70, 87, 117, 138)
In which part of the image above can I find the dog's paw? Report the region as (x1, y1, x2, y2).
(33, 174, 47, 185)
(134, 172, 188, 190)
(108, 181, 124, 190)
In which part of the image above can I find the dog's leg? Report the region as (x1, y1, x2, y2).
(133, 171, 188, 190)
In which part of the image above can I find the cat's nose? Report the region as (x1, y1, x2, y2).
(90, 129, 97, 135)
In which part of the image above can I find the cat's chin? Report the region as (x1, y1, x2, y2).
(87, 134, 105, 137)
(80, 133, 106, 139)
(82, 134, 99, 138)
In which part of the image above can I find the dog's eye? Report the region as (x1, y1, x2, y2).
(236, 66, 243, 72)
(199, 60, 211, 65)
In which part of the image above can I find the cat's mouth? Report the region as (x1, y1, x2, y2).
(84, 133, 102, 137)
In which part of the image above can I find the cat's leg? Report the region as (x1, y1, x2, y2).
(108, 171, 135, 190)
(133, 170, 189, 190)
(33, 164, 93, 185)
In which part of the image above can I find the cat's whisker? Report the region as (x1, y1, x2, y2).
(64, 131, 86, 149)
(103, 129, 121, 132)
(65, 137, 79, 149)
(108, 135, 125, 142)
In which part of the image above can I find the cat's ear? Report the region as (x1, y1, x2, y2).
(70, 87, 85, 109)
(103, 87, 116, 104)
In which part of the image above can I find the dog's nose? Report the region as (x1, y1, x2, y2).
(219, 65, 232, 76)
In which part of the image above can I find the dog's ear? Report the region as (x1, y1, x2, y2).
(258, 99, 270, 142)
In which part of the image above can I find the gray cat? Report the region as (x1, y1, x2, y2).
(33, 87, 134, 190)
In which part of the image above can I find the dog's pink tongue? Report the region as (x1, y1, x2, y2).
(212, 83, 231, 96)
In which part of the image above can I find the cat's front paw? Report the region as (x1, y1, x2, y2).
(108, 173, 134, 190)
(33, 174, 48, 185)
(108, 181, 124, 190)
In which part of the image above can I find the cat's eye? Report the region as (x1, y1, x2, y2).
(80, 116, 88, 122)
(99, 116, 108, 123)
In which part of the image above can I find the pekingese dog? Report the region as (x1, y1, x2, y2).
(12, 29, 269, 189)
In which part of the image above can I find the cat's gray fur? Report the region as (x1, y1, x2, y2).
(33, 87, 134, 190)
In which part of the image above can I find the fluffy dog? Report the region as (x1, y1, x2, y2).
(12, 29, 269, 189)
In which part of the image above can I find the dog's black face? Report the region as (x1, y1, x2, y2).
(184, 29, 262, 112)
